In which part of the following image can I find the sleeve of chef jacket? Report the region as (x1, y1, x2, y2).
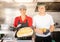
(50, 16, 54, 25)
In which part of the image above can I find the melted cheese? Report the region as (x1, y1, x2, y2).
(17, 27, 33, 37)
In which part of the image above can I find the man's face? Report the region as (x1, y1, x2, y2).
(20, 8, 26, 14)
(38, 5, 46, 13)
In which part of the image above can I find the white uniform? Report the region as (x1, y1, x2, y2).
(33, 14, 54, 37)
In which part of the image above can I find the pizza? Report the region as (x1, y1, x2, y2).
(17, 27, 33, 37)
(39, 28, 47, 32)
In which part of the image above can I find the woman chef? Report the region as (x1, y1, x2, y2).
(13, 5, 32, 40)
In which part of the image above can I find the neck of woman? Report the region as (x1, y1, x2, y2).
(21, 14, 26, 21)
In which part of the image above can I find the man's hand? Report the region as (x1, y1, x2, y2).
(35, 28, 43, 34)
(49, 25, 55, 32)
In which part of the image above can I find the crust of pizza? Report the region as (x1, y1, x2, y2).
(39, 28, 47, 32)
(17, 27, 33, 37)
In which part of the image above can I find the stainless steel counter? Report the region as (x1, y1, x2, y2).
(3, 39, 32, 42)
(0, 30, 15, 34)
(0, 28, 60, 42)
(54, 28, 60, 31)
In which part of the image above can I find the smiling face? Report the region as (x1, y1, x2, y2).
(38, 5, 46, 14)
(20, 8, 26, 15)
(19, 5, 27, 15)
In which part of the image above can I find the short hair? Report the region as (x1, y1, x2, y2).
(37, 3, 46, 7)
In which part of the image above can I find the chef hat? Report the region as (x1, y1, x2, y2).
(19, 5, 26, 10)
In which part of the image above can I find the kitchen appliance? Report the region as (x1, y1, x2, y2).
(1, 24, 10, 31)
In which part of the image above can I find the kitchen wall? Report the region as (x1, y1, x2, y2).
(0, 2, 37, 26)
(0, 7, 60, 27)
(3, 10, 60, 27)
(0, 9, 5, 24)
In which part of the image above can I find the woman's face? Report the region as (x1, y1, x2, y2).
(20, 8, 26, 14)
(38, 5, 46, 13)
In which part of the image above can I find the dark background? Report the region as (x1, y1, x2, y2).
(35, 2, 60, 12)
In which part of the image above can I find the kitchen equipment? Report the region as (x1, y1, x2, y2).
(1, 31, 16, 42)
(1, 24, 9, 31)
(43, 30, 50, 35)
(0, 34, 4, 39)
(39, 28, 50, 35)
(3, 39, 17, 42)
(16, 27, 33, 37)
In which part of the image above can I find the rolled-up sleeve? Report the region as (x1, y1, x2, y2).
(50, 16, 54, 25)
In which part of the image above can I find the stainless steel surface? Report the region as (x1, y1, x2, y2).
(54, 28, 60, 31)
(3, 40, 33, 42)
(0, 30, 15, 34)
(17, 40, 32, 42)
